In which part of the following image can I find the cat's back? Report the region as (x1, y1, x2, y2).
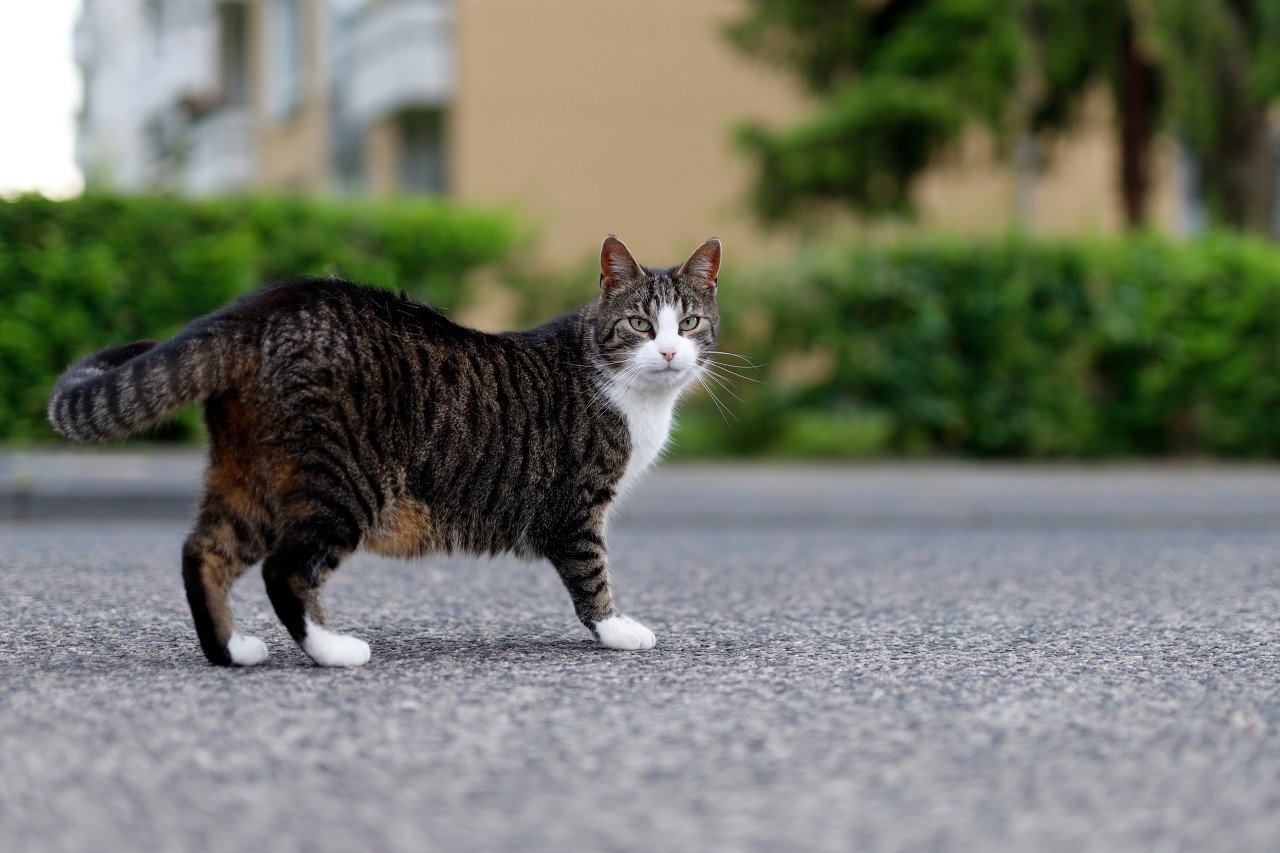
(223, 277, 471, 346)
(218, 277, 605, 451)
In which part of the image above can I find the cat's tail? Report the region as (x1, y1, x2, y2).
(47, 324, 243, 443)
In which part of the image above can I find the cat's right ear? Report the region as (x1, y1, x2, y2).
(600, 235, 643, 292)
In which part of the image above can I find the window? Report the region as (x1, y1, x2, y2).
(399, 108, 447, 195)
(145, 0, 165, 53)
(269, 0, 305, 119)
(219, 2, 249, 106)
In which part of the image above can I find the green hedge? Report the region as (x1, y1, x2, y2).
(688, 235, 1280, 458)
(7, 196, 1280, 458)
(0, 193, 526, 441)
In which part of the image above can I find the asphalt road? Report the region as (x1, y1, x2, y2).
(2, 462, 1279, 851)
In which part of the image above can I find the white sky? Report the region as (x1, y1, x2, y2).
(0, 1, 84, 197)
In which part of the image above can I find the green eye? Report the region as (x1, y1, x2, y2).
(629, 317, 653, 333)
(679, 316, 700, 332)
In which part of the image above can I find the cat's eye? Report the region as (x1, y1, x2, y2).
(629, 317, 653, 333)
(679, 316, 701, 332)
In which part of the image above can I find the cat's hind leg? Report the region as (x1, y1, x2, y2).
(182, 502, 269, 667)
(261, 523, 370, 667)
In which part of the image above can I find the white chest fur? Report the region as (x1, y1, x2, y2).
(607, 382, 681, 499)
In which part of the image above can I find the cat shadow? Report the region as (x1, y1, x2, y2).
(366, 627, 608, 664)
(361, 622, 777, 666)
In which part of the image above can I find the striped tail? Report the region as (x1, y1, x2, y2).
(47, 329, 239, 443)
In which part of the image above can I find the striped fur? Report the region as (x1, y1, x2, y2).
(47, 235, 722, 667)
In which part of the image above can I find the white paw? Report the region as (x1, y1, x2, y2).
(594, 614, 656, 650)
(227, 632, 269, 666)
(302, 618, 371, 667)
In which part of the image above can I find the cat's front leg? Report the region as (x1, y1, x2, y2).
(592, 613, 657, 650)
(546, 529, 656, 650)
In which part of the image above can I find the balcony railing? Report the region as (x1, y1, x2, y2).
(184, 106, 255, 194)
(347, 0, 454, 125)
(138, 14, 220, 119)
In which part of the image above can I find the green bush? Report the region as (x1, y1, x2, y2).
(715, 234, 1280, 458)
(8, 198, 1280, 458)
(0, 193, 526, 442)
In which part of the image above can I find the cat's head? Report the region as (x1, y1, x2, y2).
(592, 235, 721, 394)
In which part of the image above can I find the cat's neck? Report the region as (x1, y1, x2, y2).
(601, 360, 685, 500)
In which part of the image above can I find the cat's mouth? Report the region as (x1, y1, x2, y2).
(644, 364, 693, 385)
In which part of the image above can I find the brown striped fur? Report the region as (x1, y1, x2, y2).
(47, 236, 722, 666)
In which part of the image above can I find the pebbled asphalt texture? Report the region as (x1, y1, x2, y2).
(2, 456, 1279, 851)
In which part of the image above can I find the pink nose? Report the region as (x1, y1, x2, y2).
(660, 349, 677, 363)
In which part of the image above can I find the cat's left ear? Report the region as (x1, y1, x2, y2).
(678, 237, 721, 289)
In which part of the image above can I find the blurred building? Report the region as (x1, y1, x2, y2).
(75, 0, 1195, 263)
(75, 0, 447, 195)
(74, 0, 805, 262)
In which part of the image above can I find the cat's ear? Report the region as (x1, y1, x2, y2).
(600, 235, 644, 292)
(678, 237, 721, 289)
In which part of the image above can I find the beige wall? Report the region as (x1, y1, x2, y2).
(234, 1, 1184, 258)
(916, 90, 1181, 236)
(452, 0, 809, 266)
(364, 115, 399, 197)
(250, 0, 332, 192)
(452, 1, 1184, 263)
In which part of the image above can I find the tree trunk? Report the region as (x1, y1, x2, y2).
(1191, 41, 1277, 236)
(1214, 109, 1276, 235)
(1116, 17, 1158, 229)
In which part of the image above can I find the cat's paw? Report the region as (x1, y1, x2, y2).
(594, 614, 657, 650)
(227, 632, 269, 666)
(302, 619, 372, 667)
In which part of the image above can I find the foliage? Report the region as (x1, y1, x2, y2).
(1145, 0, 1280, 230)
(736, 79, 963, 219)
(500, 233, 1280, 458)
(0, 193, 526, 442)
(727, 0, 1280, 232)
(726, 0, 1021, 221)
(703, 234, 1280, 458)
(8, 196, 1278, 459)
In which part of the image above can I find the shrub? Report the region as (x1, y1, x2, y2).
(8, 197, 1280, 459)
(718, 234, 1280, 458)
(0, 193, 526, 442)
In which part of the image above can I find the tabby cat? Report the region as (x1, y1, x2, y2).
(47, 236, 721, 667)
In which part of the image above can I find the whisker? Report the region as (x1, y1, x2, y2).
(581, 359, 648, 417)
(704, 351, 766, 369)
(700, 369, 748, 404)
(703, 362, 765, 385)
(696, 374, 737, 423)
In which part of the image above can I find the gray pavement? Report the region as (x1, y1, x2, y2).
(2, 454, 1279, 851)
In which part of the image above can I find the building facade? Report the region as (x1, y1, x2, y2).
(76, 0, 452, 196)
(77, 0, 1194, 263)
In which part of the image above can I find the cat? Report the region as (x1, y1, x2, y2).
(47, 235, 722, 667)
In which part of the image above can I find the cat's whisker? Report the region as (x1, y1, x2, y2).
(699, 369, 749, 405)
(695, 374, 737, 423)
(702, 373, 760, 397)
(703, 361, 765, 384)
(582, 377, 620, 415)
(704, 350, 765, 369)
(700, 361, 762, 393)
(704, 350, 762, 363)
(582, 360, 647, 416)
(617, 365, 650, 398)
(704, 354, 761, 368)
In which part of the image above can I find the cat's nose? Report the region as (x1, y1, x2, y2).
(659, 349, 677, 363)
